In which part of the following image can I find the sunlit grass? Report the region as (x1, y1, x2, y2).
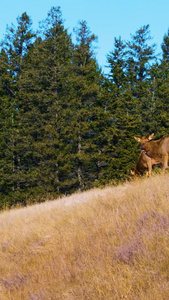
(1, 173, 169, 299)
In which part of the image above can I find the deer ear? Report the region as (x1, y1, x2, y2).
(148, 133, 154, 140)
(130, 170, 135, 175)
(134, 136, 141, 142)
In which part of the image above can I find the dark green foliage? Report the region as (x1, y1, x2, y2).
(69, 20, 103, 191)
(152, 30, 169, 136)
(0, 7, 169, 208)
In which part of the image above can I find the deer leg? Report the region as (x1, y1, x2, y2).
(162, 154, 168, 173)
(145, 171, 149, 178)
(147, 159, 152, 177)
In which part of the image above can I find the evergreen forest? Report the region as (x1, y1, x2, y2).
(1, 6, 169, 208)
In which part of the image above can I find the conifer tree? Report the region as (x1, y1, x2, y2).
(126, 25, 157, 133)
(107, 37, 126, 90)
(19, 7, 74, 198)
(0, 13, 35, 206)
(105, 36, 142, 180)
(0, 49, 14, 207)
(152, 30, 169, 136)
(71, 20, 103, 190)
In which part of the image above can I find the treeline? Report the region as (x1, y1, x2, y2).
(0, 6, 169, 208)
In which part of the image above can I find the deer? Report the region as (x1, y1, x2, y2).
(134, 133, 169, 173)
(131, 150, 161, 177)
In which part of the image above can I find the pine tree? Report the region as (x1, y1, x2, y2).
(0, 49, 14, 207)
(126, 25, 157, 133)
(161, 29, 169, 61)
(107, 37, 126, 90)
(127, 25, 156, 86)
(18, 7, 75, 198)
(70, 20, 103, 190)
(0, 13, 35, 206)
(104, 35, 143, 180)
(152, 30, 169, 136)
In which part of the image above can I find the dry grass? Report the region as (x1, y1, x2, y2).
(1, 174, 169, 299)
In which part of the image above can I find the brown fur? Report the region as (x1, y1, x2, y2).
(131, 150, 161, 177)
(134, 134, 169, 173)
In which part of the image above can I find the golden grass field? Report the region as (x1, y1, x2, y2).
(1, 173, 169, 299)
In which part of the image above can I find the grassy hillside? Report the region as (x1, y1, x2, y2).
(1, 174, 169, 299)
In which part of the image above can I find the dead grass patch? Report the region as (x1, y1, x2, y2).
(1, 174, 169, 299)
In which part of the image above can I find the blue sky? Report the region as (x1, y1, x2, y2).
(0, 0, 169, 73)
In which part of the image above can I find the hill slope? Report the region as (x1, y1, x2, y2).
(1, 174, 169, 299)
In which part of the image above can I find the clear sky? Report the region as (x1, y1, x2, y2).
(0, 0, 169, 73)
